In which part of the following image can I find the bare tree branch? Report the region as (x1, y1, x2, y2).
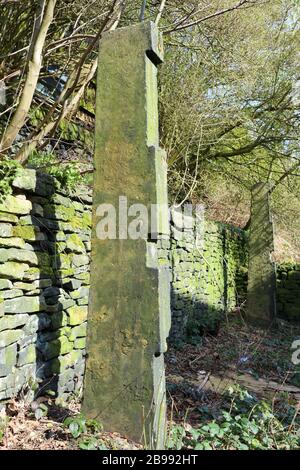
(0, 0, 57, 154)
(14, 0, 126, 164)
(155, 0, 167, 26)
(164, 0, 254, 34)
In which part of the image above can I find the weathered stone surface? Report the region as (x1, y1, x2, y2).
(4, 296, 42, 314)
(74, 337, 86, 349)
(0, 279, 12, 290)
(42, 336, 74, 360)
(70, 286, 89, 300)
(64, 279, 81, 290)
(66, 234, 85, 253)
(69, 322, 87, 341)
(75, 272, 90, 284)
(13, 225, 45, 241)
(0, 261, 29, 279)
(0, 314, 29, 332)
(0, 373, 16, 392)
(51, 311, 68, 330)
(49, 350, 82, 374)
(32, 202, 43, 217)
(19, 333, 37, 349)
(18, 343, 36, 366)
(0, 343, 17, 377)
(23, 266, 53, 281)
(247, 182, 276, 326)
(44, 204, 75, 221)
(77, 297, 88, 306)
(71, 254, 89, 268)
(12, 169, 37, 192)
(1, 289, 23, 299)
(14, 280, 42, 291)
(82, 22, 168, 449)
(0, 223, 12, 238)
(0, 329, 23, 348)
(0, 167, 92, 404)
(0, 248, 39, 265)
(0, 211, 18, 223)
(0, 237, 26, 249)
(67, 305, 88, 326)
(0, 195, 32, 215)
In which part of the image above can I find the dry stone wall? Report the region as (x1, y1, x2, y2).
(2, 168, 297, 407)
(277, 263, 300, 321)
(168, 210, 248, 343)
(0, 169, 91, 406)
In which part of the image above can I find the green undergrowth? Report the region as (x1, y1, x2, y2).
(167, 385, 300, 450)
(0, 157, 21, 201)
(63, 415, 109, 450)
(28, 151, 83, 191)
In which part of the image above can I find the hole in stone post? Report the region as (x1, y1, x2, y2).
(147, 232, 158, 243)
(146, 50, 162, 67)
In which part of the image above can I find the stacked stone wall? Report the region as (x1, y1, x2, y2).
(277, 263, 300, 321)
(4, 169, 296, 404)
(168, 210, 247, 342)
(0, 169, 91, 405)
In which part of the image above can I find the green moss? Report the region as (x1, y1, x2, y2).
(66, 233, 85, 253)
(74, 337, 86, 349)
(0, 261, 29, 280)
(44, 204, 75, 221)
(13, 225, 37, 241)
(67, 305, 88, 326)
(0, 212, 18, 223)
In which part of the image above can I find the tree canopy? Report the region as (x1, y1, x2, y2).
(0, 0, 299, 260)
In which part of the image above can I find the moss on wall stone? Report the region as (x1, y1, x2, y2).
(0, 168, 91, 404)
(168, 208, 248, 343)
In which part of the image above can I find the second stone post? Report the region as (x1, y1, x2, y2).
(247, 182, 276, 326)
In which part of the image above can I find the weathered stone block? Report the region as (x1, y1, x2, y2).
(69, 322, 87, 341)
(0, 195, 32, 215)
(0, 329, 23, 348)
(1, 289, 23, 299)
(12, 169, 37, 192)
(13, 225, 45, 241)
(0, 248, 40, 265)
(66, 233, 85, 253)
(67, 305, 88, 326)
(0, 223, 12, 237)
(71, 254, 89, 268)
(18, 343, 36, 366)
(0, 279, 12, 290)
(247, 182, 276, 325)
(42, 336, 74, 360)
(0, 237, 26, 249)
(0, 211, 18, 223)
(74, 337, 86, 349)
(0, 261, 29, 279)
(0, 343, 17, 377)
(70, 286, 89, 300)
(0, 314, 29, 332)
(4, 296, 43, 314)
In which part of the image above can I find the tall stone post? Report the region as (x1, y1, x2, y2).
(246, 182, 276, 326)
(82, 22, 171, 449)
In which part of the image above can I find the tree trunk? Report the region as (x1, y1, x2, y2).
(0, 0, 56, 155)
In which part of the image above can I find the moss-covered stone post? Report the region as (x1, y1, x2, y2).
(246, 182, 276, 326)
(82, 22, 170, 449)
